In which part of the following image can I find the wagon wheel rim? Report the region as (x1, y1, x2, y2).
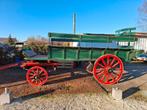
(93, 54, 124, 85)
(26, 66, 48, 86)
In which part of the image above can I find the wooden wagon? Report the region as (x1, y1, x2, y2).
(20, 28, 143, 86)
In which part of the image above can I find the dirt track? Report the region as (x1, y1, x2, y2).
(0, 67, 105, 98)
(0, 62, 147, 110)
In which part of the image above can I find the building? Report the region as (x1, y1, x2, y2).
(134, 33, 147, 52)
(116, 32, 147, 52)
(0, 38, 17, 44)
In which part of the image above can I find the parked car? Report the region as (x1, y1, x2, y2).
(136, 54, 147, 61)
(0, 43, 16, 65)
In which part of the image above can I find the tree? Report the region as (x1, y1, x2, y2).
(7, 34, 15, 45)
(26, 36, 49, 54)
(138, 0, 147, 31)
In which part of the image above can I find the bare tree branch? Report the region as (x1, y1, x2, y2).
(138, 0, 147, 31)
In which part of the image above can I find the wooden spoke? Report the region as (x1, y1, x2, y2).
(98, 63, 104, 68)
(107, 55, 110, 65)
(112, 61, 119, 68)
(101, 58, 107, 66)
(110, 58, 115, 66)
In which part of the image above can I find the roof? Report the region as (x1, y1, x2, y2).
(0, 38, 17, 43)
(135, 32, 147, 38)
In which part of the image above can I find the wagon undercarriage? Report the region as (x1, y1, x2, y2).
(20, 53, 124, 86)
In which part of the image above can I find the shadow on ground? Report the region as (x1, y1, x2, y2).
(123, 87, 140, 99)
(119, 62, 147, 83)
(0, 66, 90, 86)
(45, 68, 90, 85)
(0, 67, 26, 85)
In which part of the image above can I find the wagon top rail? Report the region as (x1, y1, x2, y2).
(48, 32, 137, 43)
(48, 27, 139, 43)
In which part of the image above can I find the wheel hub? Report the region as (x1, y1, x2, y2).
(34, 75, 39, 80)
(108, 68, 113, 73)
(105, 66, 113, 73)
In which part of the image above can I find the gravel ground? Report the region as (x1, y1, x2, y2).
(0, 92, 147, 110)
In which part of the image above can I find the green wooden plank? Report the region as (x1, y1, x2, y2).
(66, 48, 77, 60)
(46, 46, 142, 62)
(49, 32, 137, 43)
(79, 48, 90, 59)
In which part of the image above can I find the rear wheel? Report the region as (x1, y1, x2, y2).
(26, 66, 48, 86)
(93, 54, 124, 85)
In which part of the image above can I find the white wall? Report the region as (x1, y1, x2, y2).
(118, 38, 147, 52)
(134, 38, 147, 52)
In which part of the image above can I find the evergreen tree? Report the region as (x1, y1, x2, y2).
(7, 34, 15, 45)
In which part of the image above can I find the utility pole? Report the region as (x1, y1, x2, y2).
(73, 13, 76, 34)
(72, 13, 79, 47)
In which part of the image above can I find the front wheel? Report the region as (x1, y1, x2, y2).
(93, 54, 124, 85)
(26, 66, 48, 86)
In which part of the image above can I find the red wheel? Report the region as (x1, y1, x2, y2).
(26, 66, 48, 86)
(93, 54, 124, 85)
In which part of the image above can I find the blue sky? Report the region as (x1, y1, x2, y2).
(0, 0, 143, 41)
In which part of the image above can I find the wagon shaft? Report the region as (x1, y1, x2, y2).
(20, 61, 60, 69)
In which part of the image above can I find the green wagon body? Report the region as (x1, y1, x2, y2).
(48, 46, 143, 62)
(25, 29, 143, 62)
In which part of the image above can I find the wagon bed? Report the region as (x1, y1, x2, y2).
(25, 46, 142, 62)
